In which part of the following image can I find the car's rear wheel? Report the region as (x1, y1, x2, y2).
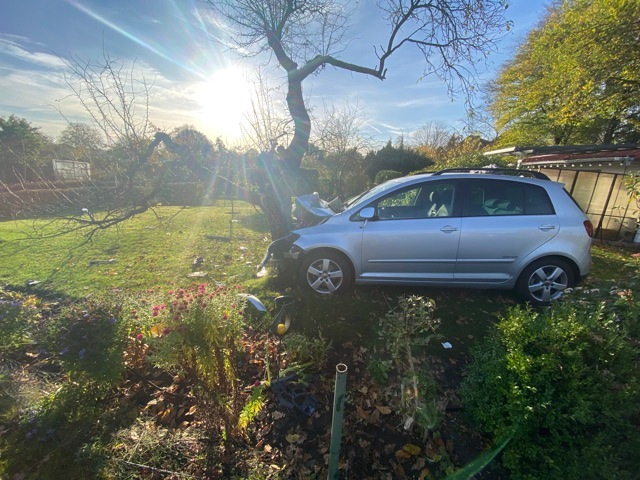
(299, 250, 353, 295)
(517, 258, 575, 306)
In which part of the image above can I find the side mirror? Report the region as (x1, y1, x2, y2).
(359, 207, 375, 220)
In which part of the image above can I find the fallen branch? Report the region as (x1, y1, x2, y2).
(120, 459, 197, 478)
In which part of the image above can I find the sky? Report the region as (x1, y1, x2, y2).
(0, 0, 550, 148)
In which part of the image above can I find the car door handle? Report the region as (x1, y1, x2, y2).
(538, 224, 556, 232)
(440, 225, 459, 234)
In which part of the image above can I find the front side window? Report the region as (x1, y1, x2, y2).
(373, 182, 455, 219)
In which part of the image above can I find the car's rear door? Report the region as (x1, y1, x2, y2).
(359, 181, 461, 281)
(454, 179, 560, 283)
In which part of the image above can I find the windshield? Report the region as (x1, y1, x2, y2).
(344, 177, 413, 209)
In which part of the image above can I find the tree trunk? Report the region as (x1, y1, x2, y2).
(283, 74, 310, 172)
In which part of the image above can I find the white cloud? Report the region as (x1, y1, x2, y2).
(0, 35, 67, 69)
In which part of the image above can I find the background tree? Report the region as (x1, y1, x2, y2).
(410, 121, 454, 150)
(310, 99, 371, 199)
(364, 141, 433, 183)
(438, 134, 494, 168)
(413, 131, 495, 170)
(56, 123, 106, 177)
(58, 52, 155, 169)
(57, 123, 104, 161)
(488, 0, 640, 146)
(166, 126, 216, 180)
(241, 69, 293, 152)
(411, 120, 456, 165)
(0, 115, 52, 183)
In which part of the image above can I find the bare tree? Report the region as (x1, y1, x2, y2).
(207, 0, 510, 172)
(241, 68, 293, 152)
(409, 121, 454, 149)
(313, 99, 372, 197)
(57, 51, 153, 160)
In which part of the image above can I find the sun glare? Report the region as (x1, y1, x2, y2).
(194, 66, 253, 141)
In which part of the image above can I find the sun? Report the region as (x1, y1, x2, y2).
(194, 65, 253, 140)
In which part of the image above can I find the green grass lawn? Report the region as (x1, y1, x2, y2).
(0, 202, 272, 298)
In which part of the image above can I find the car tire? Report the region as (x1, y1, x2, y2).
(517, 257, 575, 306)
(299, 250, 354, 295)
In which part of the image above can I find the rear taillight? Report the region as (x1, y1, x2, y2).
(584, 220, 594, 237)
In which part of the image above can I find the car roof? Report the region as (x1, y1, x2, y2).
(395, 170, 557, 188)
(432, 167, 550, 180)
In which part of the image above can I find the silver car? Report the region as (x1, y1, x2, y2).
(266, 169, 593, 306)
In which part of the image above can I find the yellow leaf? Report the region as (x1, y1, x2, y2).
(402, 443, 422, 456)
(376, 405, 392, 415)
(285, 433, 300, 444)
(395, 449, 412, 460)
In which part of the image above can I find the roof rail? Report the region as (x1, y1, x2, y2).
(432, 168, 550, 180)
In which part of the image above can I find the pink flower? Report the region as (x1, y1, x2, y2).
(136, 333, 143, 340)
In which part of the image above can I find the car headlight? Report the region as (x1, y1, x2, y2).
(289, 244, 304, 260)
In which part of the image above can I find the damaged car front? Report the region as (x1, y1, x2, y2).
(258, 192, 340, 272)
(258, 177, 413, 292)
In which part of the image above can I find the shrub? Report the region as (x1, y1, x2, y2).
(374, 169, 403, 185)
(43, 297, 127, 385)
(146, 283, 247, 438)
(461, 299, 640, 479)
(282, 332, 331, 371)
(377, 295, 442, 432)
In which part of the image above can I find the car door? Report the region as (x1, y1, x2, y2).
(360, 181, 461, 281)
(455, 179, 560, 283)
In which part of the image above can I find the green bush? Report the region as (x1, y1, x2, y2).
(461, 299, 640, 479)
(374, 169, 403, 185)
(146, 283, 247, 437)
(43, 297, 127, 385)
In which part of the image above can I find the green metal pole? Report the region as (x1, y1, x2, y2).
(327, 363, 348, 480)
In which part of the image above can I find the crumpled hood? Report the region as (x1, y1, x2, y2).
(292, 193, 341, 227)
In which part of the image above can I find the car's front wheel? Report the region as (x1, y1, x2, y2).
(299, 250, 354, 295)
(517, 258, 575, 306)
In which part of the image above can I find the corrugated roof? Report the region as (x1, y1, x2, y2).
(484, 144, 639, 157)
(522, 148, 639, 165)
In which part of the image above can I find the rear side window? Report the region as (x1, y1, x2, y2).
(525, 186, 555, 215)
(466, 180, 555, 216)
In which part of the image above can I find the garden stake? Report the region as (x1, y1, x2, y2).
(327, 363, 348, 480)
